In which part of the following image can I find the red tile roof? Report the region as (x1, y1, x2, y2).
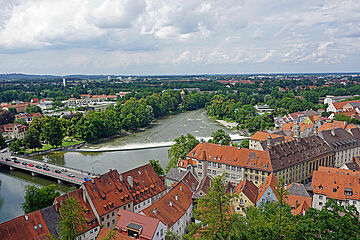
(250, 131, 284, 141)
(187, 143, 272, 172)
(333, 100, 360, 110)
(142, 182, 193, 228)
(82, 170, 133, 217)
(0, 210, 51, 240)
(257, 173, 279, 202)
(312, 167, 360, 201)
(318, 120, 347, 132)
(121, 164, 167, 205)
(280, 122, 314, 132)
(116, 209, 161, 239)
(180, 171, 199, 193)
(97, 227, 132, 240)
(234, 180, 259, 204)
(54, 188, 98, 231)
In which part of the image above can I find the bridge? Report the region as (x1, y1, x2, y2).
(0, 152, 98, 185)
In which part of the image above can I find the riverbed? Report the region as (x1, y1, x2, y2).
(0, 109, 242, 222)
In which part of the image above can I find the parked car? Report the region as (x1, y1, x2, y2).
(35, 165, 42, 169)
(22, 162, 28, 165)
(28, 163, 34, 167)
(84, 177, 90, 181)
(68, 173, 75, 178)
(5, 158, 11, 161)
(62, 169, 67, 172)
(43, 167, 50, 171)
(11, 157, 17, 160)
(14, 159, 20, 163)
(54, 169, 61, 174)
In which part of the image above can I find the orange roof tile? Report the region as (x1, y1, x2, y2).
(97, 227, 132, 240)
(180, 171, 199, 193)
(257, 173, 279, 202)
(312, 167, 360, 201)
(234, 179, 259, 204)
(285, 194, 312, 215)
(83, 170, 133, 217)
(318, 120, 347, 132)
(0, 210, 51, 240)
(250, 131, 284, 141)
(187, 143, 272, 172)
(280, 122, 314, 132)
(121, 164, 167, 205)
(333, 100, 360, 110)
(142, 182, 193, 228)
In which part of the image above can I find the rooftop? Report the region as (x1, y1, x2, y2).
(234, 179, 259, 204)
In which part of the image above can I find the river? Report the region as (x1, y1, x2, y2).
(0, 109, 243, 223)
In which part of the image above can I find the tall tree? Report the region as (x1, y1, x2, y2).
(21, 184, 60, 214)
(42, 116, 65, 147)
(0, 110, 15, 125)
(187, 174, 235, 239)
(22, 126, 42, 151)
(167, 134, 199, 172)
(209, 129, 231, 146)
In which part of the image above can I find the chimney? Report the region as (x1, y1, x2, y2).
(237, 145, 241, 150)
(200, 138, 204, 143)
(120, 174, 123, 181)
(331, 129, 335, 136)
(127, 176, 134, 188)
(91, 178, 94, 184)
(175, 195, 178, 201)
(24, 215, 29, 221)
(153, 208, 157, 215)
(169, 200, 173, 207)
(219, 141, 222, 147)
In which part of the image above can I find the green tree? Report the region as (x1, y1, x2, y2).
(241, 139, 249, 148)
(48, 196, 87, 240)
(42, 116, 65, 147)
(209, 129, 231, 146)
(149, 159, 164, 177)
(0, 110, 15, 125)
(14, 118, 27, 126)
(165, 230, 180, 240)
(296, 199, 360, 239)
(0, 134, 6, 149)
(167, 134, 199, 172)
(21, 184, 60, 214)
(26, 105, 42, 114)
(22, 126, 42, 151)
(9, 138, 22, 152)
(187, 174, 235, 239)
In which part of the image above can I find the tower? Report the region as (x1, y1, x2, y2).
(62, 77, 66, 87)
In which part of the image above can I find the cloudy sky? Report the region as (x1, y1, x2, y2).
(0, 0, 359, 75)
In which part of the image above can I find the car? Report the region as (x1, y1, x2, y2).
(22, 162, 28, 165)
(68, 173, 75, 178)
(35, 165, 42, 169)
(28, 163, 34, 167)
(54, 169, 61, 173)
(63, 169, 67, 172)
(43, 167, 50, 171)
(84, 177, 90, 181)
(5, 158, 11, 161)
(14, 159, 20, 163)
(11, 157, 17, 160)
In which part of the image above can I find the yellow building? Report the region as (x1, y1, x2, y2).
(233, 180, 258, 216)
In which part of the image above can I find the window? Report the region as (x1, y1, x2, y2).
(319, 196, 323, 199)
(198, 172, 202, 177)
(101, 217, 104, 221)
(161, 229, 163, 236)
(112, 212, 114, 216)
(107, 222, 110, 227)
(112, 219, 115, 224)
(319, 202, 323, 206)
(212, 170, 217, 175)
(107, 214, 109, 219)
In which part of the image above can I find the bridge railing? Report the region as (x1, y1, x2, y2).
(0, 159, 83, 185)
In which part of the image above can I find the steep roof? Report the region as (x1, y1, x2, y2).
(82, 170, 133, 217)
(333, 100, 360, 110)
(165, 168, 187, 182)
(234, 179, 259, 204)
(257, 173, 279, 201)
(40, 205, 60, 238)
(187, 143, 272, 172)
(318, 128, 358, 150)
(312, 167, 360, 201)
(318, 121, 347, 132)
(142, 182, 193, 228)
(54, 188, 98, 232)
(180, 171, 199, 193)
(280, 122, 314, 132)
(97, 227, 133, 240)
(0, 210, 51, 240)
(193, 175, 212, 199)
(287, 183, 311, 198)
(117, 209, 161, 239)
(121, 164, 167, 205)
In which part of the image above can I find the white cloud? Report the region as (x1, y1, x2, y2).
(0, 0, 359, 73)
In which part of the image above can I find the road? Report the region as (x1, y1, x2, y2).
(0, 152, 98, 185)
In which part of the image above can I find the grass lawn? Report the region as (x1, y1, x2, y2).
(24, 139, 82, 154)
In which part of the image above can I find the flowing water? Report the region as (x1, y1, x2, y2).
(0, 109, 244, 222)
